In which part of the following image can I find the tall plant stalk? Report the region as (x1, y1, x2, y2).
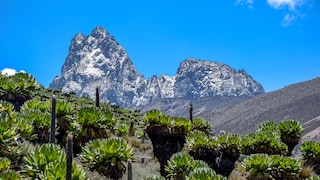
(50, 95, 56, 143)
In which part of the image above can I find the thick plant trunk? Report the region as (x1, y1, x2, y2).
(146, 124, 186, 176)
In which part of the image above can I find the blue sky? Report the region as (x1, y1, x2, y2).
(0, 0, 319, 92)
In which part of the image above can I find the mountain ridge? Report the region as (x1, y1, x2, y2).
(49, 26, 265, 109)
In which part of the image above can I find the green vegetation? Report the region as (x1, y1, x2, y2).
(0, 73, 36, 111)
(23, 143, 86, 179)
(80, 137, 134, 179)
(243, 154, 302, 179)
(0, 72, 319, 179)
(301, 141, 320, 175)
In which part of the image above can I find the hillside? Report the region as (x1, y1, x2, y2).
(199, 77, 320, 138)
(2, 71, 320, 179)
(141, 95, 251, 117)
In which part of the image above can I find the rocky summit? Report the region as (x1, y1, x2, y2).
(50, 26, 265, 108)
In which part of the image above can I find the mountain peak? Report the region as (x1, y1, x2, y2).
(91, 26, 109, 39)
(50, 26, 265, 109)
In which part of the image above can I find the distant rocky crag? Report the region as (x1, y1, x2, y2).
(50, 26, 265, 109)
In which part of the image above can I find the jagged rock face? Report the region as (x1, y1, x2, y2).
(174, 59, 264, 98)
(50, 26, 265, 108)
(50, 26, 146, 107)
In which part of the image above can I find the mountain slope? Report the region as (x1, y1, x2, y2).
(50, 26, 265, 108)
(199, 77, 320, 137)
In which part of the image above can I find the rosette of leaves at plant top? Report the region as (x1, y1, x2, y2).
(242, 154, 273, 180)
(269, 155, 302, 179)
(144, 175, 166, 180)
(115, 122, 130, 137)
(186, 130, 219, 152)
(23, 143, 86, 180)
(301, 141, 320, 175)
(0, 72, 36, 111)
(80, 137, 134, 179)
(277, 119, 303, 156)
(243, 154, 303, 180)
(144, 109, 166, 125)
(40, 159, 86, 180)
(20, 98, 50, 112)
(55, 100, 76, 144)
(72, 106, 116, 152)
(0, 101, 24, 161)
(0, 170, 21, 180)
(257, 121, 278, 134)
(0, 157, 10, 173)
(217, 133, 242, 160)
(241, 131, 288, 155)
(171, 116, 192, 135)
(0, 157, 22, 179)
(165, 152, 195, 180)
(18, 108, 51, 144)
(215, 133, 243, 177)
(191, 117, 212, 134)
(187, 131, 219, 165)
(188, 167, 227, 180)
(165, 152, 215, 180)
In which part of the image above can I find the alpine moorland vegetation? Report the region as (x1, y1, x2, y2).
(0, 72, 319, 179)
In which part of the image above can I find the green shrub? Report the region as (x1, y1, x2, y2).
(116, 123, 129, 137)
(165, 152, 217, 180)
(192, 118, 212, 134)
(165, 152, 194, 179)
(23, 143, 86, 180)
(0, 101, 24, 161)
(243, 154, 302, 180)
(0, 72, 36, 111)
(144, 175, 166, 180)
(301, 141, 320, 175)
(188, 167, 227, 180)
(72, 106, 116, 152)
(242, 131, 288, 155)
(0, 170, 21, 180)
(80, 137, 134, 179)
(277, 119, 303, 155)
(144, 109, 163, 124)
(0, 157, 10, 173)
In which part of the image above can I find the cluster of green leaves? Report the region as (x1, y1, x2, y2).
(71, 106, 117, 151)
(23, 143, 86, 179)
(18, 99, 51, 143)
(0, 72, 37, 111)
(144, 109, 195, 135)
(257, 120, 304, 155)
(218, 133, 242, 157)
(185, 130, 219, 152)
(80, 137, 134, 179)
(301, 141, 320, 174)
(115, 122, 130, 137)
(243, 154, 302, 180)
(164, 152, 226, 180)
(191, 118, 212, 134)
(242, 131, 288, 155)
(301, 141, 320, 160)
(0, 72, 144, 179)
(0, 101, 25, 161)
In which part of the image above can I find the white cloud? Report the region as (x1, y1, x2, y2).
(266, 0, 309, 27)
(235, 0, 254, 8)
(1, 68, 26, 76)
(234, 0, 310, 26)
(281, 13, 296, 26)
(266, 0, 305, 10)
